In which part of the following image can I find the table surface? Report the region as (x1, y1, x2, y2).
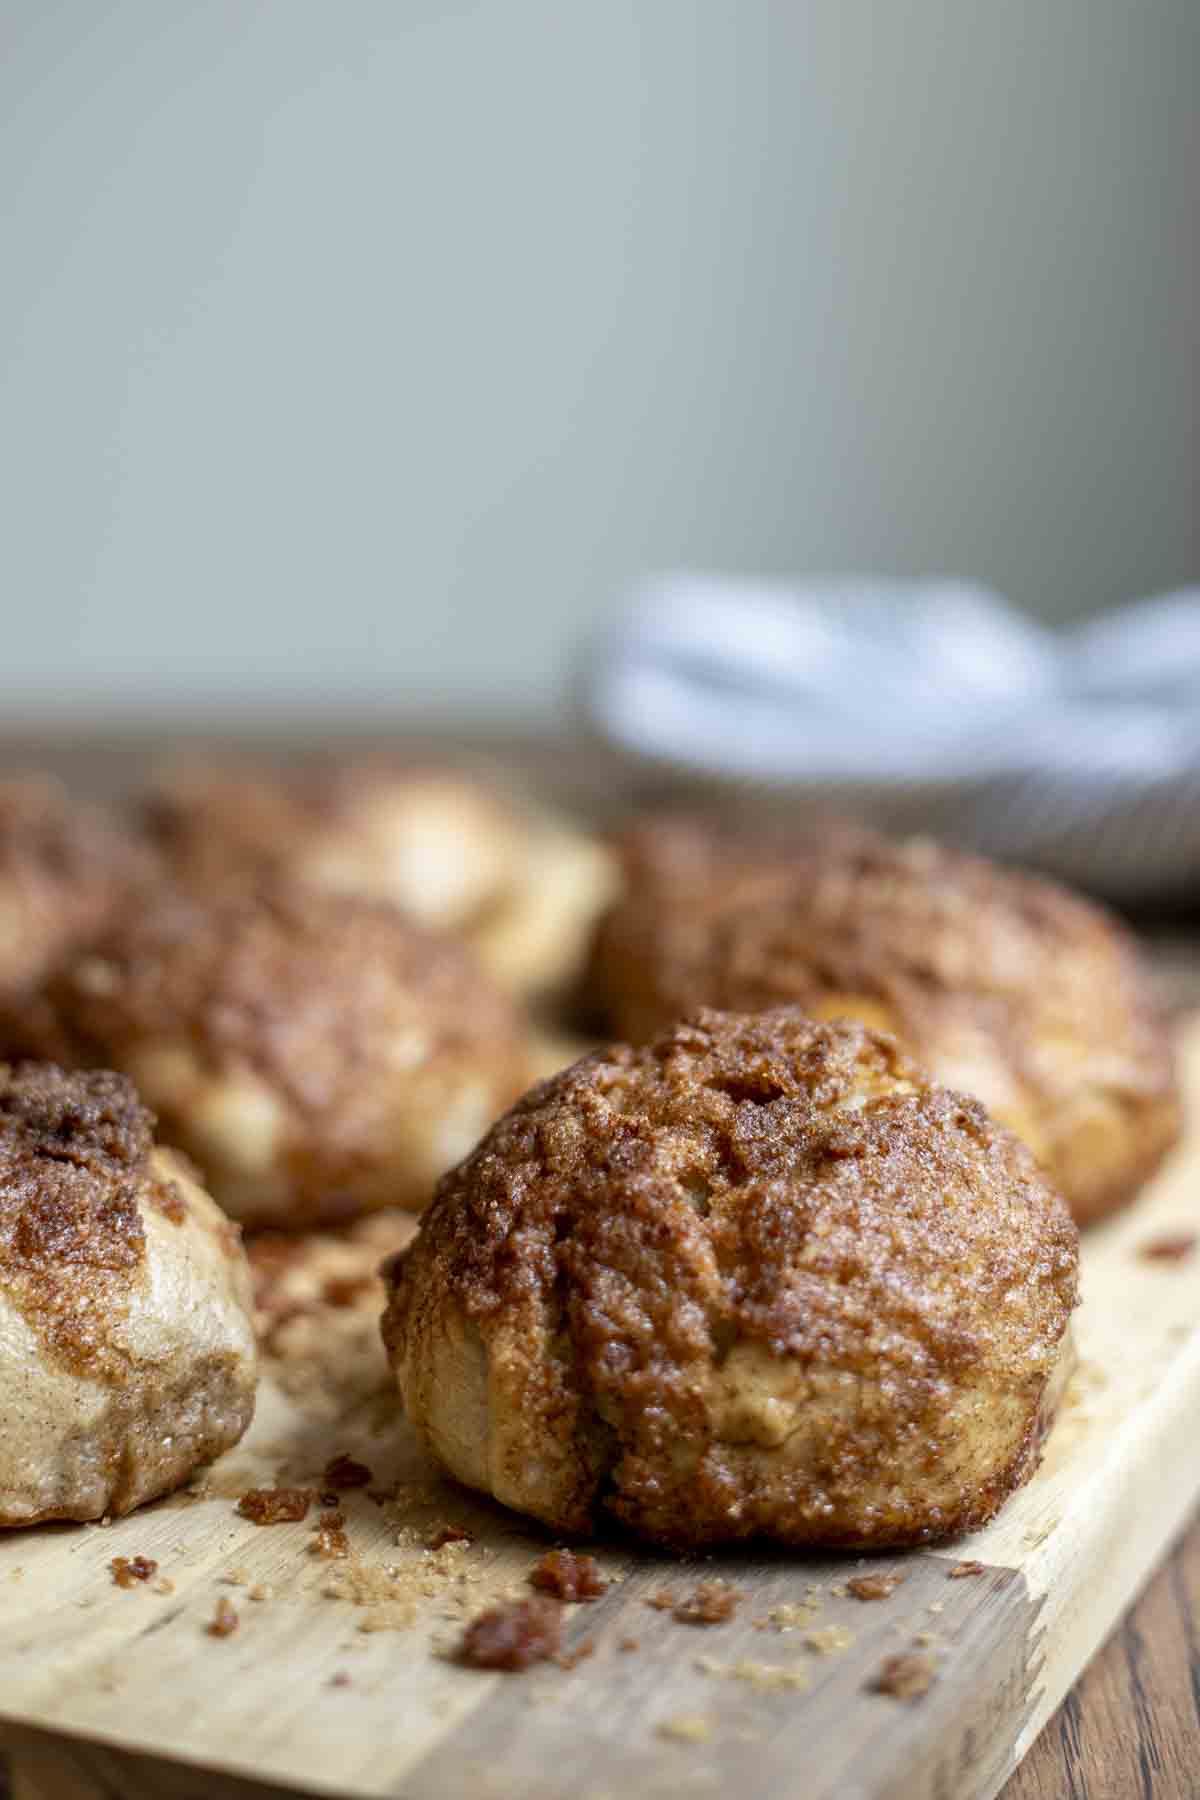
(0, 723, 1197, 1800)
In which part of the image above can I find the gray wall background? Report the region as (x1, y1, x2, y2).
(1, 1, 1196, 723)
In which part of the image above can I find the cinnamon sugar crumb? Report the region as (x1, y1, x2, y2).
(429, 1525, 474, 1551)
(619, 1636, 640, 1652)
(645, 1588, 676, 1612)
(323, 1454, 373, 1490)
(312, 1515, 350, 1559)
(236, 1487, 313, 1525)
(872, 1651, 936, 1698)
(459, 1596, 562, 1670)
(529, 1549, 607, 1603)
(674, 1581, 739, 1625)
(847, 1573, 906, 1602)
(207, 1596, 239, 1638)
(949, 1560, 986, 1579)
(110, 1556, 157, 1589)
(1139, 1232, 1197, 1262)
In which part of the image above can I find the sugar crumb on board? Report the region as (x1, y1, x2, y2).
(806, 1624, 856, 1655)
(236, 1486, 313, 1525)
(657, 1714, 715, 1744)
(323, 1453, 373, 1490)
(529, 1549, 607, 1602)
(1138, 1232, 1197, 1263)
(459, 1596, 562, 1670)
(872, 1651, 937, 1699)
(847, 1572, 906, 1601)
(673, 1581, 739, 1625)
(110, 1555, 158, 1589)
(949, 1559, 986, 1579)
(207, 1596, 239, 1638)
(696, 1655, 811, 1693)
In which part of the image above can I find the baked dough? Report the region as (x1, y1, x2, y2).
(0, 1062, 256, 1525)
(144, 757, 615, 999)
(8, 881, 530, 1228)
(383, 1009, 1078, 1549)
(0, 775, 143, 999)
(589, 826, 1180, 1225)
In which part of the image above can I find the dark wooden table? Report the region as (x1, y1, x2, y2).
(1, 724, 1197, 1800)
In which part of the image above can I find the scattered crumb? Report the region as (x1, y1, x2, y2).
(758, 1601, 821, 1633)
(658, 1714, 714, 1744)
(324, 1454, 373, 1490)
(248, 1584, 273, 1602)
(806, 1625, 856, 1656)
(1139, 1232, 1197, 1263)
(207, 1596, 240, 1638)
(110, 1556, 158, 1589)
(674, 1581, 739, 1626)
(698, 1657, 811, 1694)
(556, 1639, 596, 1671)
(949, 1560, 985, 1580)
(223, 1567, 250, 1586)
(872, 1651, 936, 1699)
(312, 1513, 350, 1559)
(459, 1596, 562, 1670)
(529, 1549, 607, 1603)
(619, 1636, 640, 1652)
(927, 1602, 945, 1616)
(236, 1487, 313, 1525)
(429, 1525, 474, 1551)
(645, 1588, 676, 1612)
(847, 1573, 906, 1602)
(329, 1671, 352, 1688)
(153, 1578, 175, 1596)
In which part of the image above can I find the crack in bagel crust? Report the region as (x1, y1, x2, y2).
(383, 1009, 1080, 1550)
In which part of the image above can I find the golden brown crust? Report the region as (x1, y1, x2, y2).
(0, 776, 145, 998)
(590, 827, 1181, 1224)
(384, 1009, 1079, 1550)
(0, 1064, 153, 1381)
(9, 881, 530, 1226)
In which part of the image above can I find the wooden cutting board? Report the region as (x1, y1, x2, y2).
(3, 1023, 1200, 1800)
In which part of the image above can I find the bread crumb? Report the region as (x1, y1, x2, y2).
(248, 1584, 273, 1602)
(698, 1657, 810, 1693)
(949, 1560, 985, 1579)
(806, 1625, 856, 1655)
(658, 1714, 714, 1744)
(645, 1588, 676, 1611)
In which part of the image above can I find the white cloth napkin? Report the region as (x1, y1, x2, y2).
(583, 574, 1200, 901)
